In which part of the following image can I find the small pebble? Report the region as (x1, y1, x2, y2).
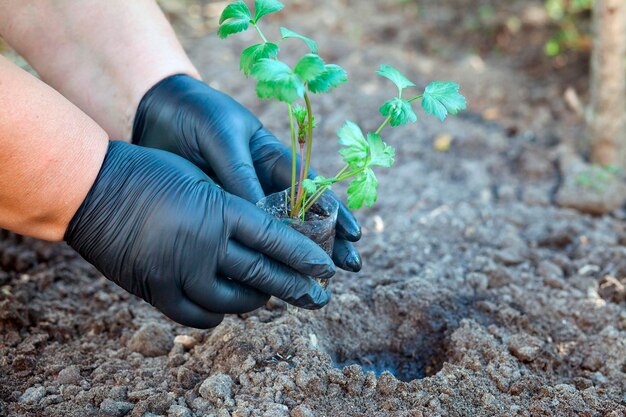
(508, 333, 543, 362)
(127, 322, 173, 357)
(291, 405, 315, 417)
(18, 386, 45, 404)
(173, 335, 196, 350)
(168, 404, 193, 417)
(57, 365, 81, 386)
(100, 399, 133, 417)
(199, 373, 233, 404)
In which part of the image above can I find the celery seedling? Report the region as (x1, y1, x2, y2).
(219, 0, 467, 217)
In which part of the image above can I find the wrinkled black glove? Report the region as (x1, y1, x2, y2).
(132, 74, 362, 272)
(65, 141, 334, 328)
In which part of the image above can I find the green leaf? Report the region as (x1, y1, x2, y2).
(379, 97, 417, 127)
(280, 27, 318, 54)
(294, 54, 326, 82)
(347, 168, 379, 209)
(308, 64, 348, 94)
(292, 104, 308, 126)
(251, 59, 304, 103)
(301, 179, 317, 194)
(218, 1, 252, 39)
(250, 58, 291, 81)
(377, 65, 415, 94)
(240, 43, 279, 76)
(219, 1, 252, 23)
(312, 175, 332, 187)
(254, 0, 284, 22)
(337, 121, 369, 169)
(255, 80, 275, 99)
(255, 78, 304, 103)
(421, 81, 467, 121)
(367, 133, 395, 168)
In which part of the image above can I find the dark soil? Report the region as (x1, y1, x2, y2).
(1, 1, 625, 416)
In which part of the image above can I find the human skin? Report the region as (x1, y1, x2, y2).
(0, 55, 108, 241)
(0, 0, 200, 140)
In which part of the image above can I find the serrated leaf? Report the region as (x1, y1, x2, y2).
(250, 58, 304, 104)
(421, 81, 467, 121)
(377, 65, 415, 94)
(294, 54, 326, 82)
(347, 169, 379, 209)
(308, 64, 348, 94)
(254, 0, 284, 22)
(301, 179, 317, 194)
(280, 27, 318, 54)
(250, 58, 291, 81)
(240, 43, 279, 76)
(218, 20, 251, 39)
(219, 1, 252, 23)
(255, 78, 304, 103)
(292, 104, 308, 126)
(256, 80, 275, 99)
(379, 97, 417, 127)
(251, 59, 304, 103)
(367, 133, 395, 168)
(337, 121, 369, 169)
(218, 1, 252, 38)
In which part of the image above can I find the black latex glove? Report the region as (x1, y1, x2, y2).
(132, 74, 362, 272)
(65, 141, 335, 328)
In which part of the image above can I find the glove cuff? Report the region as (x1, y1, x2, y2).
(132, 73, 194, 146)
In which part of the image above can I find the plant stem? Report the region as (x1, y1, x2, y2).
(252, 23, 268, 43)
(302, 92, 314, 188)
(335, 164, 350, 179)
(375, 115, 392, 135)
(406, 94, 423, 103)
(302, 185, 328, 212)
(292, 143, 306, 217)
(291, 93, 315, 218)
(288, 105, 297, 213)
(302, 165, 366, 212)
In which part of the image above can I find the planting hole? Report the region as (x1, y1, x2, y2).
(333, 349, 444, 381)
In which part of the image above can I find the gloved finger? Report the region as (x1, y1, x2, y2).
(159, 296, 225, 329)
(226, 195, 336, 279)
(183, 274, 269, 314)
(249, 130, 361, 241)
(209, 145, 266, 204)
(220, 240, 330, 309)
(332, 238, 362, 272)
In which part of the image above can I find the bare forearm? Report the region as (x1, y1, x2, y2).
(0, 56, 108, 241)
(0, 0, 199, 140)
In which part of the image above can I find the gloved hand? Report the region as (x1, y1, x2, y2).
(65, 141, 334, 328)
(132, 74, 362, 272)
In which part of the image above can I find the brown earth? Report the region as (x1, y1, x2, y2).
(1, 1, 625, 416)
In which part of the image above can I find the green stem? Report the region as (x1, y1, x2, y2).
(375, 115, 392, 135)
(292, 93, 315, 217)
(302, 92, 314, 188)
(406, 94, 423, 103)
(302, 165, 366, 212)
(292, 144, 306, 217)
(288, 105, 297, 213)
(335, 164, 350, 179)
(303, 185, 329, 212)
(252, 22, 268, 43)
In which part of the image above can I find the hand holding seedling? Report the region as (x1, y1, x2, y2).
(66, 142, 336, 328)
(132, 71, 362, 272)
(219, 0, 467, 215)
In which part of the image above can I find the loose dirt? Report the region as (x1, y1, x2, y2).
(1, 1, 624, 416)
